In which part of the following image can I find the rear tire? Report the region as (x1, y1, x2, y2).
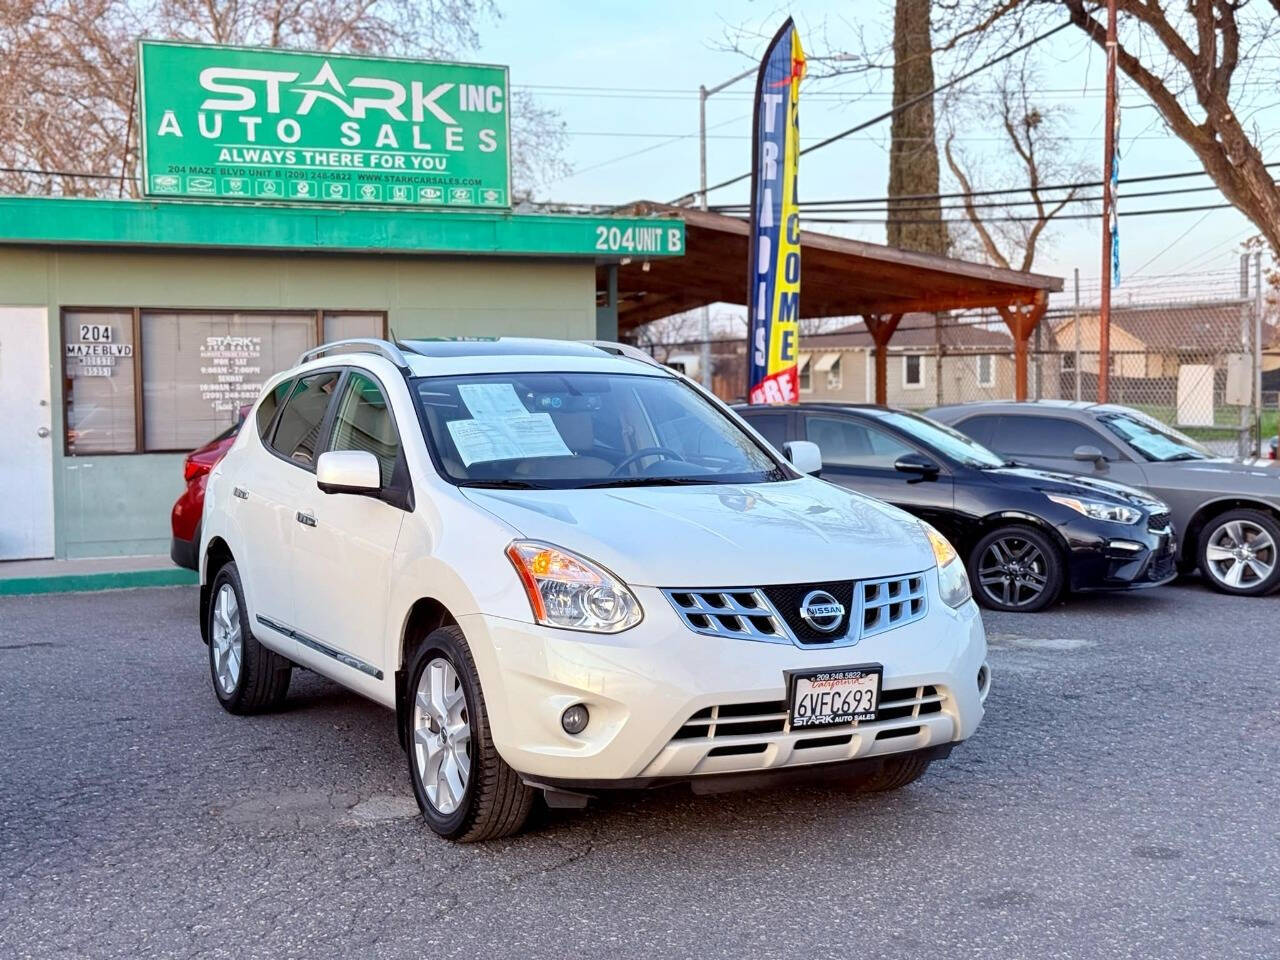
(1197, 508, 1280, 596)
(406, 625, 535, 842)
(207, 562, 291, 714)
(968, 524, 1064, 613)
(852, 753, 932, 793)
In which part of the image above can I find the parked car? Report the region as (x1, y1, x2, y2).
(170, 406, 251, 570)
(199, 338, 991, 842)
(929, 400, 1280, 596)
(736, 402, 1176, 613)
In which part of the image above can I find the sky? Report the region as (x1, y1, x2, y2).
(478, 0, 1267, 308)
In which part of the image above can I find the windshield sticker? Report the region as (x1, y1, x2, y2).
(447, 413, 572, 466)
(458, 383, 530, 419)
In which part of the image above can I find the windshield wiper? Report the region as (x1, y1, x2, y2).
(1164, 452, 1207, 462)
(457, 479, 550, 490)
(578, 476, 722, 489)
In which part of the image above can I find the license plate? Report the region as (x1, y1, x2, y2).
(787, 665, 882, 729)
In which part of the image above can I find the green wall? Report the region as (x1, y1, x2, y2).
(0, 246, 597, 558)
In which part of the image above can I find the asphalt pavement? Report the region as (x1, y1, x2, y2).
(0, 581, 1276, 960)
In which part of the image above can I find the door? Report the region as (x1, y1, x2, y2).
(802, 412, 954, 529)
(243, 369, 343, 641)
(965, 414, 1148, 487)
(0, 308, 55, 560)
(292, 371, 406, 692)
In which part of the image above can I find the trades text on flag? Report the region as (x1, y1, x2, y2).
(746, 19, 806, 405)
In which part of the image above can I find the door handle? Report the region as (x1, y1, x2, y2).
(233, 487, 249, 500)
(36, 427, 50, 438)
(296, 511, 317, 528)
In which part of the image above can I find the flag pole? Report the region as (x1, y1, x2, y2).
(1099, 0, 1118, 404)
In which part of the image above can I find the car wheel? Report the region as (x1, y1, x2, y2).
(406, 625, 536, 843)
(969, 524, 1064, 613)
(208, 562, 292, 714)
(851, 753, 931, 793)
(1197, 509, 1280, 596)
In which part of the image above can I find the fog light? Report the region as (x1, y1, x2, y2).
(560, 703, 589, 735)
(1107, 539, 1144, 553)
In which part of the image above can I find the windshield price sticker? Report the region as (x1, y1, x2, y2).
(458, 383, 529, 419)
(447, 413, 571, 466)
(788, 665, 882, 729)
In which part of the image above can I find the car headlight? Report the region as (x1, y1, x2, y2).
(921, 521, 971, 609)
(506, 540, 643, 633)
(1045, 494, 1141, 525)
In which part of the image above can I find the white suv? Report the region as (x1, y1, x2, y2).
(200, 338, 989, 841)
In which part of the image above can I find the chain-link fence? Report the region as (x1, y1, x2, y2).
(634, 294, 1272, 457)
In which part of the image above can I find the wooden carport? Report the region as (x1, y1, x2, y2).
(598, 202, 1062, 402)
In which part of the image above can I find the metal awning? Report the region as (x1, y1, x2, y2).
(813, 352, 841, 372)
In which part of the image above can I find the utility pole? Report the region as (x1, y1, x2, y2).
(697, 67, 755, 390)
(1073, 267, 1082, 401)
(1098, 0, 1118, 403)
(1255, 250, 1264, 454)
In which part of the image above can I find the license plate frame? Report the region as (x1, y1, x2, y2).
(786, 664, 883, 730)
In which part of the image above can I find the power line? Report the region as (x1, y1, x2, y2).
(710, 162, 1280, 211)
(799, 200, 1238, 225)
(683, 19, 1074, 202)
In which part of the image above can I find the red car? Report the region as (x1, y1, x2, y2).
(170, 408, 248, 570)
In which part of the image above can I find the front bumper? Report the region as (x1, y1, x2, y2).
(457, 577, 987, 784)
(1062, 519, 1177, 591)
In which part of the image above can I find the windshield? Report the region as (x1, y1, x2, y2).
(1098, 412, 1211, 462)
(412, 372, 789, 489)
(874, 410, 1007, 468)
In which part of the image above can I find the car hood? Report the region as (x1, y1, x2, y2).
(983, 465, 1161, 506)
(461, 477, 935, 587)
(1143, 456, 1280, 498)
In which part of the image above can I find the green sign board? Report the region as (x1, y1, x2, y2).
(137, 40, 511, 208)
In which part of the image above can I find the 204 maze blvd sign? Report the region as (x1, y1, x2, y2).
(138, 41, 510, 208)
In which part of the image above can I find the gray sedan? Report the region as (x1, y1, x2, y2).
(928, 400, 1280, 596)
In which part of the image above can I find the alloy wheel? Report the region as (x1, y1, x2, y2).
(210, 583, 243, 696)
(977, 536, 1049, 608)
(412, 657, 472, 816)
(1204, 519, 1276, 589)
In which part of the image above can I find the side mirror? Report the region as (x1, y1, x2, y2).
(785, 440, 823, 477)
(316, 450, 381, 495)
(1073, 444, 1107, 469)
(894, 453, 941, 480)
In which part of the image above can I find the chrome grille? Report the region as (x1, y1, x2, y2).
(664, 571, 928, 648)
(1147, 510, 1171, 533)
(859, 573, 927, 639)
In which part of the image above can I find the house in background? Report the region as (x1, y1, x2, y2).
(794, 315, 1018, 409)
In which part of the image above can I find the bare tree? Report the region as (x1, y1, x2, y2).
(943, 56, 1087, 271)
(0, 0, 568, 199)
(888, 0, 949, 255)
(933, 0, 1280, 254)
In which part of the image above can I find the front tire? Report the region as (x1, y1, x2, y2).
(1197, 509, 1280, 596)
(207, 562, 291, 714)
(968, 524, 1065, 613)
(406, 625, 535, 842)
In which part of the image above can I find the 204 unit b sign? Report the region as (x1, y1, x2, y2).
(138, 41, 510, 208)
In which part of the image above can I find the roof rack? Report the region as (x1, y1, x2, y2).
(581, 340, 666, 369)
(298, 338, 410, 369)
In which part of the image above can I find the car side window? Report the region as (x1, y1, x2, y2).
(804, 415, 914, 469)
(256, 379, 294, 441)
(954, 414, 1000, 449)
(994, 415, 1121, 459)
(746, 413, 789, 451)
(269, 371, 341, 468)
(327, 372, 401, 486)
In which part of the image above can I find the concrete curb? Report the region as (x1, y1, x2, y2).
(0, 568, 198, 596)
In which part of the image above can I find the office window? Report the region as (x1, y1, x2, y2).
(323, 312, 385, 342)
(141, 312, 317, 451)
(903, 354, 924, 388)
(63, 310, 137, 454)
(976, 354, 995, 387)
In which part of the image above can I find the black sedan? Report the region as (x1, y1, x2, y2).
(736, 403, 1177, 612)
